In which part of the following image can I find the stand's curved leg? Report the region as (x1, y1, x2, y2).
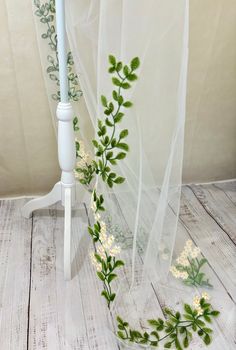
(64, 186, 72, 280)
(21, 182, 62, 219)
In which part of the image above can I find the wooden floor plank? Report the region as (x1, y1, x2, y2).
(213, 180, 236, 205)
(190, 183, 236, 244)
(1, 181, 235, 349)
(0, 199, 32, 350)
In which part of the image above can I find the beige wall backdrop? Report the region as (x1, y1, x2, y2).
(0, 0, 235, 197)
(0, 0, 60, 197)
(184, 0, 236, 183)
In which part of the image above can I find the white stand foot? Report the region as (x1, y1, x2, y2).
(22, 181, 73, 280)
(21, 182, 61, 219)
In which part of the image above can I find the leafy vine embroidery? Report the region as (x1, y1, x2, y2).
(116, 293, 220, 349)
(34, 0, 82, 102)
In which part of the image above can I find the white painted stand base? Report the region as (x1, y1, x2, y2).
(22, 182, 72, 280)
(21, 182, 62, 218)
(21, 181, 86, 281)
(22, 102, 80, 281)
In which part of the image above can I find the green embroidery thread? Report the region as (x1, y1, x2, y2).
(34, 0, 82, 102)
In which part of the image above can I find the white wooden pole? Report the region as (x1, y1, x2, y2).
(55, 0, 76, 187)
(56, 0, 76, 280)
(55, 0, 68, 104)
(22, 0, 76, 280)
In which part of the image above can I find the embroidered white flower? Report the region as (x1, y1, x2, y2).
(90, 201, 121, 269)
(95, 213, 101, 221)
(179, 250, 189, 259)
(181, 271, 188, 280)
(75, 140, 92, 171)
(202, 292, 210, 301)
(192, 292, 211, 316)
(91, 201, 96, 212)
(110, 245, 121, 257)
(176, 256, 190, 267)
(170, 240, 203, 282)
(196, 306, 204, 316)
(74, 171, 84, 180)
(170, 266, 178, 276)
(98, 228, 121, 257)
(90, 252, 101, 271)
(191, 247, 201, 259)
(170, 266, 188, 280)
(193, 296, 201, 307)
(192, 296, 203, 315)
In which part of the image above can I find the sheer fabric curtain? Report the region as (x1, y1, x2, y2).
(65, 0, 189, 343)
(66, 0, 188, 285)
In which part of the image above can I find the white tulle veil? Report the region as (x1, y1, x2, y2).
(31, 2, 236, 348)
(65, 0, 189, 285)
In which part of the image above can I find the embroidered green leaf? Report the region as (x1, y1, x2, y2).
(116, 298, 219, 348)
(131, 57, 140, 70)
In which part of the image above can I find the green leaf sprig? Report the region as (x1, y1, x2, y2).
(74, 55, 140, 188)
(178, 258, 212, 288)
(92, 55, 140, 188)
(170, 240, 213, 288)
(117, 297, 220, 349)
(95, 253, 124, 308)
(89, 190, 125, 308)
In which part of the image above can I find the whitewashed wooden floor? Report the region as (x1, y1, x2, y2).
(0, 181, 235, 350)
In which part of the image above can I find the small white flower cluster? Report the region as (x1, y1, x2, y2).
(169, 266, 188, 280)
(176, 240, 201, 266)
(170, 240, 201, 280)
(75, 139, 92, 180)
(193, 292, 210, 316)
(90, 252, 101, 271)
(90, 197, 121, 271)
